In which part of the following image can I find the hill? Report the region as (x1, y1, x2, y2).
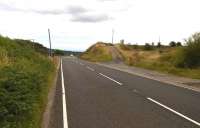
(80, 40, 200, 79)
(80, 42, 123, 62)
(0, 35, 56, 128)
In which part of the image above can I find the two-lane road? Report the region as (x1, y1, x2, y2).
(49, 57, 200, 128)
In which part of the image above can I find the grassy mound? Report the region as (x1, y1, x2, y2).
(80, 42, 112, 62)
(0, 36, 55, 128)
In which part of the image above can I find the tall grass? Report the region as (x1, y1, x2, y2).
(174, 32, 200, 68)
(126, 47, 200, 79)
(0, 35, 55, 128)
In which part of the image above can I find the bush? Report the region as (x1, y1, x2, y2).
(143, 43, 153, 50)
(54, 49, 65, 55)
(174, 32, 200, 68)
(169, 41, 176, 47)
(0, 35, 54, 128)
(132, 44, 138, 49)
(157, 42, 162, 48)
(176, 42, 182, 46)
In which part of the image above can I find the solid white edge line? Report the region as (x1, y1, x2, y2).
(99, 73, 123, 85)
(61, 59, 68, 128)
(86, 66, 95, 71)
(147, 97, 200, 126)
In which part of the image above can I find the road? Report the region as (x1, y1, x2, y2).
(49, 57, 200, 128)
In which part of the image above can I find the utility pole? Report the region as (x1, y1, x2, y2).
(48, 29, 52, 57)
(112, 29, 114, 44)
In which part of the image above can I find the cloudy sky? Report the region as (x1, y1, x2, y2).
(0, 0, 200, 51)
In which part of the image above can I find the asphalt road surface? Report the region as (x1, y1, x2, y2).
(49, 57, 200, 128)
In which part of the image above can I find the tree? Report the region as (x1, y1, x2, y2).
(144, 43, 153, 50)
(176, 42, 182, 46)
(169, 41, 176, 47)
(54, 49, 65, 55)
(157, 42, 162, 48)
(174, 32, 200, 68)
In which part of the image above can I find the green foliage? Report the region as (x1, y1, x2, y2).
(169, 41, 176, 47)
(81, 44, 112, 62)
(174, 32, 200, 68)
(14, 39, 49, 55)
(176, 42, 182, 46)
(81, 52, 112, 62)
(132, 44, 139, 49)
(133, 59, 200, 79)
(0, 35, 55, 128)
(169, 41, 182, 47)
(53, 49, 65, 55)
(143, 43, 153, 50)
(157, 42, 162, 48)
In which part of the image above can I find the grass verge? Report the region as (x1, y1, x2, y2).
(0, 35, 56, 128)
(133, 60, 200, 79)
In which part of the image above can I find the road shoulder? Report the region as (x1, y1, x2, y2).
(42, 57, 61, 128)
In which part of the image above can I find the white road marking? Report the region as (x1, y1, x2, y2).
(147, 97, 200, 127)
(80, 63, 84, 66)
(86, 66, 95, 71)
(133, 89, 139, 93)
(61, 59, 69, 128)
(99, 73, 123, 85)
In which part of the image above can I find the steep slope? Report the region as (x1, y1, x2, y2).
(80, 42, 112, 62)
(107, 46, 124, 63)
(80, 42, 123, 63)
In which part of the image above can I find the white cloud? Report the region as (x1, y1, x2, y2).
(0, 0, 200, 51)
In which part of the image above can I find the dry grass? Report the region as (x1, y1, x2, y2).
(80, 43, 112, 62)
(117, 45, 200, 79)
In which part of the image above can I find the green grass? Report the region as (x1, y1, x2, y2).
(80, 45, 112, 62)
(0, 35, 55, 128)
(120, 43, 200, 79)
(81, 52, 112, 62)
(124, 33, 200, 79)
(133, 60, 200, 79)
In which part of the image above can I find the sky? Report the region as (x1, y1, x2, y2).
(0, 0, 200, 51)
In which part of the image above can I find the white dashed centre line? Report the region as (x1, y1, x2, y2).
(99, 73, 123, 85)
(147, 97, 200, 127)
(86, 66, 95, 71)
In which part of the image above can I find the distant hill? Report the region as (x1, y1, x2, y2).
(63, 50, 82, 56)
(53, 49, 82, 56)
